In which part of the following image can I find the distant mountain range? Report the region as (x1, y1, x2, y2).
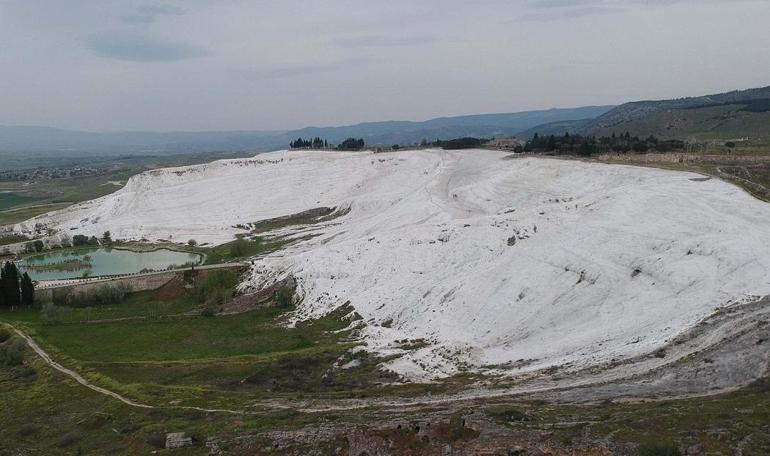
(525, 85, 770, 141)
(0, 106, 612, 168)
(3, 84, 769, 170)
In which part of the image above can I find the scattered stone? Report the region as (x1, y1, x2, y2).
(165, 432, 192, 449)
(686, 444, 703, 455)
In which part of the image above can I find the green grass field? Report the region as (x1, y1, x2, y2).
(0, 169, 136, 226)
(0, 353, 328, 455)
(0, 192, 41, 211)
(1, 270, 769, 453)
(2, 310, 769, 454)
(36, 309, 314, 362)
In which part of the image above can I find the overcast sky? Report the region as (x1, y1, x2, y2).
(1, 0, 769, 132)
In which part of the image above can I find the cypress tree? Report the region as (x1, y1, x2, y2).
(3, 262, 21, 307)
(0, 267, 6, 309)
(20, 272, 34, 307)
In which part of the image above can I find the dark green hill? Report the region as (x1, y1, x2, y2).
(582, 86, 770, 140)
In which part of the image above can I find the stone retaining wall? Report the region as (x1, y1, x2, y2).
(37, 271, 178, 303)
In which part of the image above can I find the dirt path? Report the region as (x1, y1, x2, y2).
(3, 321, 283, 415)
(5, 322, 153, 409)
(4, 294, 768, 415)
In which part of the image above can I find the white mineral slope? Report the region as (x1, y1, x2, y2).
(21, 149, 770, 380)
(15, 151, 433, 245)
(240, 149, 770, 379)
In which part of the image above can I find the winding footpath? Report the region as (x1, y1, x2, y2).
(5, 323, 153, 408)
(4, 295, 767, 416)
(3, 322, 279, 415)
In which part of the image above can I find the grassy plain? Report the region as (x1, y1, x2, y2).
(0, 151, 257, 227)
(0, 169, 135, 225)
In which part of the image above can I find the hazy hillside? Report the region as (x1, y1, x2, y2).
(0, 126, 286, 155)
(517, 85, 770, 140)
(588, 104, 770, 140)
(590, 86, 770, 129)
(515, 119, 594, 139)
(287, 106, 612, 146)
(583, 86, 770, 140)
(0, 106, 612, 168)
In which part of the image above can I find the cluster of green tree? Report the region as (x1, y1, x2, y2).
(72, 234, 99, 247)
(740, 98, 770, 113)
(0, 328, 26, 366)
(190, 268, 239, 316)
(683, 98, 770, 113)
(434, 137, 489, 150)
(56, 283, 131, 307)
(290, 137, 328, 149)
(274, 286, 293, 308)
(0, 262, 34, 308)
(22, 231, 110, 254)
(524, 132, 685, 156)
(336, 138, 365, 151)
(23, 239, 45, 253)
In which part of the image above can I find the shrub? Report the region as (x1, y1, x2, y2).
(14, 364, 37, 380)
(17, 423, 41, 437)
(632, 142, 650, 153)
(41, 302, 64, 321)
(495, 408, 529, 422)
(336, 137, 365, 151)
(229, 238, 249, 257)
(183, 268, 199, 285)
(440, 137, 488, 150)
(639, 442, 682, 456)
(67, 283, 132, 307)
(1, 338, 27, 366)
(187, 239, 197, 246)
(144, 432, 167, 449)
(274, 286, 293, 307)
(0, 328, 11, 343)
(204, 270, 237, 293)
(106, 441, 127, 454)
(72, 234, 99, 247)
(57, 429, 83, 448)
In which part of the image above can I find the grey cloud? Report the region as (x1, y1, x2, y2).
(122, 3, 185, 24)
(519, 5, 621, 21)
(334, 35, 435, 48)
(528, 0, 609, 8)
(83, 33, 208, 62)
(518, 0, 627, 20)
(526, 0, 754, 12)
(239, 58, 368, 81)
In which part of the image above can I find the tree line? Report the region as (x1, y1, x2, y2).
(0, 262, 34, 308)
(290, 137, 328, 149)
(523, 132, 685, 156)
(289, 137, 366, 151)
(433, 137, 489, 150)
